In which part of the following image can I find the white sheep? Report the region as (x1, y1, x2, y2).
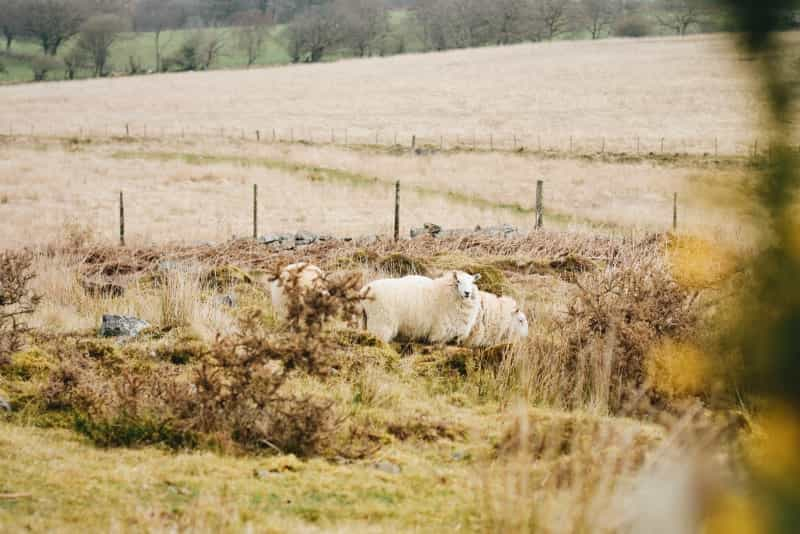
(463, 291, 529, 348)
(361, 271, 482, 344)
(269, 262, 325, 320)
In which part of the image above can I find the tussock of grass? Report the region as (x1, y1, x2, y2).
(377, 253, 430, 277)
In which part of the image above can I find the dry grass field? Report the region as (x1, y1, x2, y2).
(0, 33, 777, 154)
(0, 134, 760, 250)
(0, 32, 783, 534)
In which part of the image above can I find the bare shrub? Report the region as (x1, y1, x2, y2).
(614, 14, 652, 37)
(498, 241, 700, 414)
(31, 54, 63, 81)
(42, 268, 366, 456)
(0, 251, 40, 366)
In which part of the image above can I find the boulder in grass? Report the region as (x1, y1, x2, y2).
(295, 230, 318, 246)
(0, 397, 10, 412)
(100, 315, 150, 338)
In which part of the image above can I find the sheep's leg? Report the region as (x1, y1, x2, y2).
(363, 314, 396, 343)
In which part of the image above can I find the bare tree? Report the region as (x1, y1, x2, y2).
(233, 10, 271, 66)
(287, 4, 343, 63)
(76, 13, 128, 76)
(335, 0, 388, 57)
(62, 44, 90, 79)
(0, 0, 24, 50)
(199, 30, 225, 69)
(416, 0, 492, 50)
(532, 0, 571, 40)
(655, 0, 709, 35)
(31, 53, 63, 80)
(25, 0, 88, 55)
(486, 0, 535, 44)
(577, 0, 616, 39)
(134, 0, 188, 72)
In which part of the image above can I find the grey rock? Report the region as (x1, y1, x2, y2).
(318, 234, 335, 242)
(343, 237, 353, 242)
(258, 233, 283, 245)
(373, 461, 401, 475)
(411, 222, 443, 238)
(451, 451, 471, 461)
(100, 315, 150, 338)
(213, 293, 237, 308)
(478, 224, 519, 237)
(423, 222, 442, 235)
(295, 230, 318, 245)
(0, 397, 10, 412)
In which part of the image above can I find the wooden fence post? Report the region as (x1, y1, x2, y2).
(119, 191, 125, 247)
(636, 136, 640, 155)
(714, 137, 718, 157)
(535, 180, 543, 230)
(440, 135, 444, 150)
(411, 135, 416, 150)
(375, 131, 379, 145)
(601, 137, 605, 154)
(253, 184, 258, 240)
(673, 192, 677, 231)
(513, 134, 517, 150)
(272, 128, 276, 142)
(394, 181, 400, 242)
(256, 130, 260, 142)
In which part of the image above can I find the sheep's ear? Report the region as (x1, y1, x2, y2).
(472, 273, 482, 282)
(452, 271, 458, 281)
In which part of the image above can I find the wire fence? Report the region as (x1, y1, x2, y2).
(0, 122, 775, 159)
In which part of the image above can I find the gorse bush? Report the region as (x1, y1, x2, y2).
(42, 266, 366, 456)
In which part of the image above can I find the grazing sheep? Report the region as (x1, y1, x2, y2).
(361, 271, 482, 344)
(270, 262, 325, 320)
(463, 291, 529, 348)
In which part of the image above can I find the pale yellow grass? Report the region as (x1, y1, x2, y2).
(0, 141, 538, 248)
(258, 142, 760, 243)
(0, 34, 772, 155)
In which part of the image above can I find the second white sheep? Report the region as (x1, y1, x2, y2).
(463, 291, 529, 348)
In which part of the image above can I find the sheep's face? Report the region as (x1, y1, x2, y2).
(512, 309, 529, 338)
(452, 271, 481, 300)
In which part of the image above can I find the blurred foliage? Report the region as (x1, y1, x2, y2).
(720, 1, 800, 532)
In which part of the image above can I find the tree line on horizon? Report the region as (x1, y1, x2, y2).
(0, 0, 798, 82)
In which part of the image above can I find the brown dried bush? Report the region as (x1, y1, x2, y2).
(563, 245, 699, 413)
(42, 268, 367, 456)
(0, 252, 40, 367)
(496, 242, 701, 414)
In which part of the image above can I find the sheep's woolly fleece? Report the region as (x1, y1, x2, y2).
(463, 291, 528, 348)
(270, 262, 326, 320)
(361, 271, 481, 343)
